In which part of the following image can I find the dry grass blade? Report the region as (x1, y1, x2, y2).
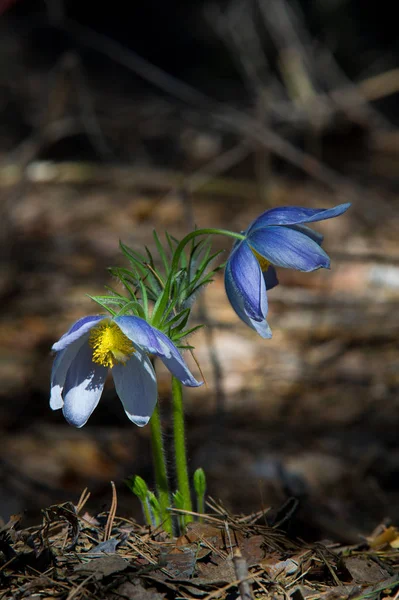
(66, 573, 95, 600)
(103, 481, 117, 542)
(75, 488, 91, 514)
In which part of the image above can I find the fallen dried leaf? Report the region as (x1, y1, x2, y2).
(162, 545, 197, 579)
(112, 580, 165, 600)
(344, 555, 391, 584)
(74, 554, 129, 580)
(368, 526, 399, 549)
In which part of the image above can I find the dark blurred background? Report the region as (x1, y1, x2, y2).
(0, 0, 399, 542)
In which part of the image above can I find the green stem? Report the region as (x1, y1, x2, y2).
(149, 403, 172, 534)
(172, 376, 193, 525)
(197, 494, 205, 523)
(151, 227, 244, 328)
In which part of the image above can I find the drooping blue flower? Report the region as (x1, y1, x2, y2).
(225, 203, 351, 338)
(50, 315, 201, 428)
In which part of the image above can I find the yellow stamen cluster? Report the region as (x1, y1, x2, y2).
(89, 321, 135, 368)
(251, 247, 271, 272)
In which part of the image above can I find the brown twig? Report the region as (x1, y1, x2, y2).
(233, 548, 254, 600)
(58, 17, 368, 198)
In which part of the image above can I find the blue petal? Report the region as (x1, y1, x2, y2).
(50, 351, 67, 409)
(113, 316, 164, 354)
(112, 350, 157, 426)
(50, 333, 90, 409)
(248, 226, 330, 271)
(264, 265, 279, 290)
(247, 203, 351, 231)
(154, 330, 202, 386)
(228, 241, 266, 319)
(62, 343, 107, 427)
(285, 224, 324, 246)
(52, 316, 104, 352)
(225, 254, 272, 338)
(115, 316, 202, 387)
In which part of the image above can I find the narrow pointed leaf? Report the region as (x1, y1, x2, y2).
(172, 324, 203, 341)
(153, 230, 170, 274)
(87, 296, 117, 315)
(138, 279, 149, 319)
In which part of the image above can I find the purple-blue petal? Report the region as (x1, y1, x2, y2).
(52, 316, 104, 352)
(50, 333, 91, 409)
(247, 203, 350, 231)
(152, 329, 202, 387)
(263, 265, 279, 290)
(112, 350, 157, 426)
(113, 316, 164, 355)
(248, 226, 330, 271)
(225, 253, 272, 339)
(228, 240, 266, 320)
(62, 343, 107, 427)
(285, 224, 324, 246)
(114, 316, 201, 387)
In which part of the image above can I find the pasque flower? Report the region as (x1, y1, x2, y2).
(50, 315, 201, 427)
(225, 203, 350, 338)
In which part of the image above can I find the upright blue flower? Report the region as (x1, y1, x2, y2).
(50, 315, 201, 428)
(225, 203, 350, 338)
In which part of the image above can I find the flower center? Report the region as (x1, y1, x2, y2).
(89, 321, 135, 368)
(251, 247, 271, 272)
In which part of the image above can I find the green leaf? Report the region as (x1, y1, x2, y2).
(169, 317, 191, 339)
(172, 490, 185, 510)
(170, 234, 188, 269)
(188, 239, 209, 276)
(165, 231, 175, 254)
(119, 241, 146, 265)
(88, 295, 117, 316)
(138, 279, 149, 319)
(125, 475, 149, 501)
(166, 307, 190, 330)
(151, 287, 169, 327)
(189, 249, 224, 288)
(193, 468, 206, 497)
(110, 261, 162, 302)
(172, 324, 203, 341)
(153, 230, 170, 274)
(147, 492, 161, 527)
(193, 468, 206, 521)
(117, 300, 146, 319)
(107, 271, 139, 301)
(144, 245, 155, 269)
(90, 294, 126, 308)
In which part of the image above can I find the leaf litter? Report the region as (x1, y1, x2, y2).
(1, 489, 399, 600)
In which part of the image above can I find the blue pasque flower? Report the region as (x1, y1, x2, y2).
(50, 315, 201, 427)
(225, 203, 350, 338)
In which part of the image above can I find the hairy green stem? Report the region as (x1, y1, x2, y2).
(172, 376, 193, 525)
(197, 494, 205, 522)
(150, 403, 172, 534)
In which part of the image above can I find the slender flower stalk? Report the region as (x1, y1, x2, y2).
(172, 376, 193, 524)
(149, 403, 172, 534)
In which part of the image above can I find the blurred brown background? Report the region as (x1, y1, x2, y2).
(0, 0, 398, 542)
